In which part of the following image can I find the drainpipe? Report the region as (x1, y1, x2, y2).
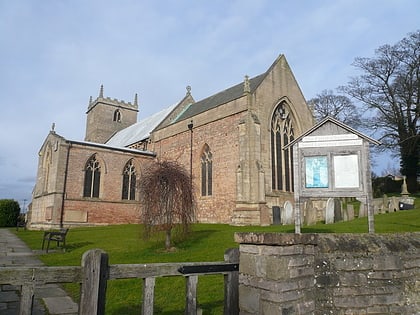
(60, 142, 71, 228)
(188, 120, 194, 187)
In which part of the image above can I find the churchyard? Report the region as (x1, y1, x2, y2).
(13, 199, 420, 314)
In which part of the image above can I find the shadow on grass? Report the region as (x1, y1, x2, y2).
(107, 304, 188, 315)
(64, 241, 94, 252)
(107, 304, 142, 315)
(176, 229, 216, 249)
(198, 299, 225, 315)
(301, 227, 335, 233)
(277, 227, 335, 233)
(143, 229, 217, 253)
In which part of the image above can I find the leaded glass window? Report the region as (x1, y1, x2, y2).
(271, 102, 294, 192)
(201, 145, 212, 196)
(122, 160, 136, 200)
(83, 155, 101, 198)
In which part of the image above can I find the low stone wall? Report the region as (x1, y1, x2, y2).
(235, 232, 420, 315)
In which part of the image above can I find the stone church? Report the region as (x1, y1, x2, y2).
(29, 54, 315, 229)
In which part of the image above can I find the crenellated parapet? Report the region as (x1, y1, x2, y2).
(87, 85, 139, 113)
(84, 85, 139, 143)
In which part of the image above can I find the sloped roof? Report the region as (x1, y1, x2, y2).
(69, 139, 156, 156)
(106, 104, 176, 147)
(108, 54, 290, 142)
(284, 116, 381, 149)
(172, 72, 267, 123)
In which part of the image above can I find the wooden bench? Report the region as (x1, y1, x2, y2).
(42, 228, 69, 253)
(16, 220, 27, 231)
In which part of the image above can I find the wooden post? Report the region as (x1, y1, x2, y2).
(224, 248, 239, 315)
(79, 249, 109, 315)
(142, 277, 155, 315)
(185, 275, 198, 315)
(294, 197, 302, 234)
(367, 196, 375, 234)
(19, 281, 35, 315)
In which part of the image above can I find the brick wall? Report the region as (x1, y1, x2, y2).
(30, 135, 155, 228)
(235, 232, 420, 315)
(153, 112, 243, 224)
(62, 144, 153, 225)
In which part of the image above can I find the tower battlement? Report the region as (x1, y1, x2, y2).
(84, 85, 139, 143)
(87, 85, 138, 113)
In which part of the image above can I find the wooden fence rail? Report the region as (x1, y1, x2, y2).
(0, 248, 239, 315)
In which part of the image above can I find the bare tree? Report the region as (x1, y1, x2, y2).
(139, 160, 195, 250)
(308, 89, 362, 128)
(341, 30, 419, 192)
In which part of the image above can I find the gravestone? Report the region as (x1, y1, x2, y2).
(283, 201, 294, 225)
(382, 194, 389, 213)
(345, 204, 354, 221)
(389, 196, 399, 212)
(272, 206, 281, 225)
(334, 198, 342, 222)
(325, 198, 335, 224)
(372, 198, 382, 214)
(305, 200, 317, 225)
(358, 201, 367, 217)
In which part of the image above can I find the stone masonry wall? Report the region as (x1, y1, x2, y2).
(235, 232, 420, 315)
(152, 111, 243, 224)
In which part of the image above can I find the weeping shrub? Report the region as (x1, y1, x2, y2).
(139, 160, 195, 250)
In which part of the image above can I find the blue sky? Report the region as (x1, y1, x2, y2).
(0, 0, 419, 209)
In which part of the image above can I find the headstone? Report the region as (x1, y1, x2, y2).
(305, 200, 317, 225)
(346, 204, 355, 221)
(325, 198, 335, 224)
(372, 198, 382, 214)
(334, 198, 343, 222)
(382, 194, 389, 213)
(389, 196, 399, 212)
(283, 201, 294, 225)
(358, 202, 366, 217)
(272, 206, 281, 225)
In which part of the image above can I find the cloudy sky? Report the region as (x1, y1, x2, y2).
(1, 0, 418, 209)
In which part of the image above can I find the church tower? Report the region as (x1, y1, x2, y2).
(84, 85, 139, 143)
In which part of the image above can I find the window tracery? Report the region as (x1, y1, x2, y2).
(122, 159, 136, 200)
(201, 144, 213, 196)
(271, 102, 294, 192)
(83, 155, 101, 198)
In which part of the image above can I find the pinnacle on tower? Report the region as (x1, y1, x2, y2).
(186, 85, 192, 95)
(243, 75, 250, 94)
(99, 85, 104, 98)
(134, 93, 138, 106)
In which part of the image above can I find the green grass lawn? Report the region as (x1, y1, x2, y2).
(14, 206, 420, 314)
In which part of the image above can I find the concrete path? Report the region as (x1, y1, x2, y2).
(0, 228, 78, 315)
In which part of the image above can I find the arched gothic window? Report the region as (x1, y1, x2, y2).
(113, 109, 121, 122)
(271, 102, 294, 192)
(201, 144, 212, 196)
(122, 159, 136, 200)
(83, 155, 101, 198)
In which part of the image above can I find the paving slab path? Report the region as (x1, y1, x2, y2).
(0, 228, 78, 315)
